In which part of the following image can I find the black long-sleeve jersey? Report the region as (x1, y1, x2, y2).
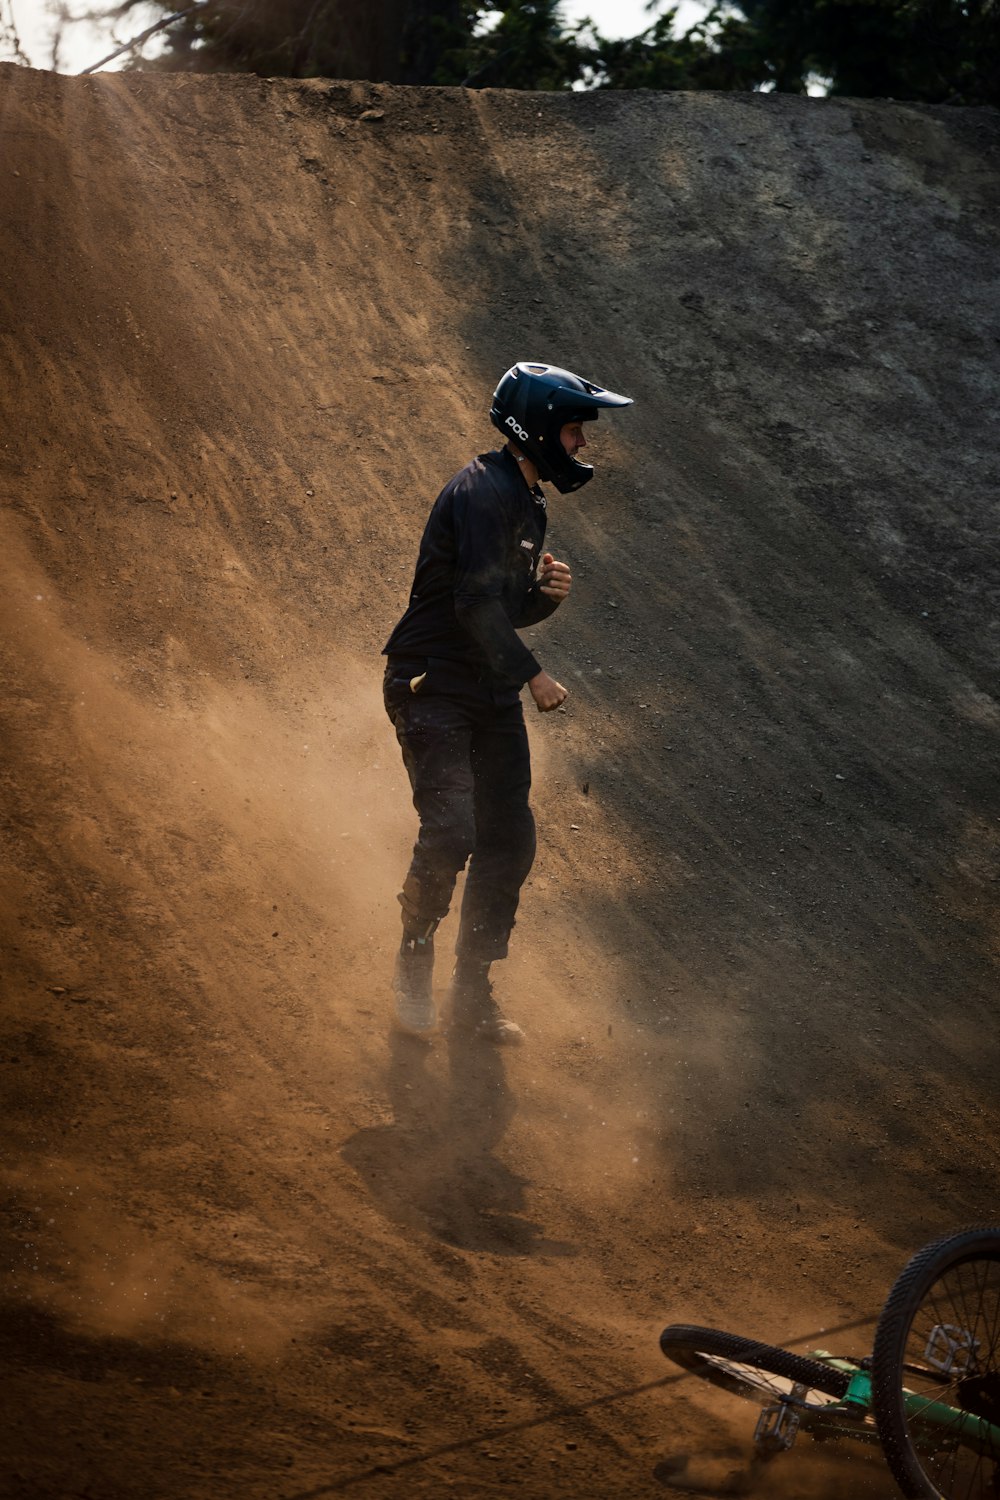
(383, 447, 560, 686)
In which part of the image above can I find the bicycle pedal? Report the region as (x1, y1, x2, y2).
(925, 1322, 980, 1377)
(755, 1401, 800, 1452)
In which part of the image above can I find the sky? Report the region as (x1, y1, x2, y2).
(563, 0, 708, 38)
(11, 0, 710, 73)
(10, 0, 160, 72)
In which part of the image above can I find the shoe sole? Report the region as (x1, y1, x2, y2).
(447, 1019, 524, 1046)
(392, 1011, 437, 1042)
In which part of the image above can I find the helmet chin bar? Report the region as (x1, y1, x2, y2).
(537, 451, 595, 494)
(509, 435, 593, 492)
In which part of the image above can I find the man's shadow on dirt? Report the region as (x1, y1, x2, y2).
(341, 1027, 575, 1257)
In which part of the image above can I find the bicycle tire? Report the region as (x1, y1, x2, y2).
(659, 1324, 852, 1405)
(871, 1226, 1000, 1500)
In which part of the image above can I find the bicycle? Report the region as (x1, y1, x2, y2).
(659, 1226, 1000, 1499)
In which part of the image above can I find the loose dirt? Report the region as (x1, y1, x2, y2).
(1, 64, 998, 1499)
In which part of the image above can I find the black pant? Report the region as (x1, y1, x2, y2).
(384, 656, 536, 963)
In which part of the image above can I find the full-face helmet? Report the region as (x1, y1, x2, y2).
(489, 361, 633, 493)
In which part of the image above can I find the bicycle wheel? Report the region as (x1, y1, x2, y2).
(872, 1226, 1000, 1500)
(660, 1324, 852, 1405)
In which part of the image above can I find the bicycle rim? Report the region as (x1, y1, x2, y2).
(659, 1324, 852, 1405)
(872, 1227, 1000, 1500)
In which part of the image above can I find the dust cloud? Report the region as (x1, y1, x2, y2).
(2, 60, 999, 1500)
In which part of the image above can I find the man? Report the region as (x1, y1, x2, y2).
(382, 361, 633, 1044)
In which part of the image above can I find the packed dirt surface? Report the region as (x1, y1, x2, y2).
(2, 63, 999, 1499)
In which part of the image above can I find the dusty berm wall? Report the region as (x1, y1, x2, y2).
(2, 63, 999, 1500)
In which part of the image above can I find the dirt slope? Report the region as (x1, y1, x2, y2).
(1, 64, 999, 1499)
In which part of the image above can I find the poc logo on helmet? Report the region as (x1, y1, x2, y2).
(505, 415, 530, 443)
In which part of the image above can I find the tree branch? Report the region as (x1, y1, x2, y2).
(79, 0, 209, 72)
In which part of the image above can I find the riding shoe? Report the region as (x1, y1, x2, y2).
(449, 964, 524, 1046)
